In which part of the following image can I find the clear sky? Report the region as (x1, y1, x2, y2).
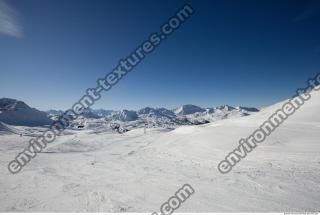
(0, 0, 319, 111)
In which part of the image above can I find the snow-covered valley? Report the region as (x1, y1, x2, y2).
(0, 90, 319, 212)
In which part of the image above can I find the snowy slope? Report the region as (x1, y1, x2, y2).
(0, 121, 21, 135)
(0, 91, 319, 212)
(149, 89, 320, 211)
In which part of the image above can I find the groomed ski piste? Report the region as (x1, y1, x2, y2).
(0, 90, 319, 212)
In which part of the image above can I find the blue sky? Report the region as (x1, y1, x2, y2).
(0, 0, 320, 111)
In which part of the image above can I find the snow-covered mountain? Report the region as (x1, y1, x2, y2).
(174, 104, 206, 115)
(46, 110, 64, 118)
(0, 97, 259, 130)
(185, 105, 260, 124)
(91, 109, 114, 118)
(46, 108, 112, 120)
(0, 98, 52, 126)
(109, 110, 139, 122)
(137, 107, 175, 117)
(236, 106, 259, 112)
(81, 109, 101, 119)
(47, 104, 260, 130)
(0, 97, 258, 130)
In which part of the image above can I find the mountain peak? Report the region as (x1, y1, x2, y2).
(0, 98, 30, 112)
(216, 105, 235, 111)
(0, 98, 52, 126)
(174, 104, 206, 115)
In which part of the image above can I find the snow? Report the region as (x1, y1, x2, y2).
(46, 109, 64, 116)
(0, 121, 21, 135)
(46, 104, 259, 131)
(0, 98, 52, 126)
(0, 90, 319, 212)
(91, 109, 114, 118)
(174, 104, 205, 115)
(109, 110, 139, 122)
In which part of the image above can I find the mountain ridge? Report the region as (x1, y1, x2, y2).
(0, 98, 53, 126)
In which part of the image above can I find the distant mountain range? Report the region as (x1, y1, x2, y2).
(0, 98, 259, 127)
(47, 103, 259, 128)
